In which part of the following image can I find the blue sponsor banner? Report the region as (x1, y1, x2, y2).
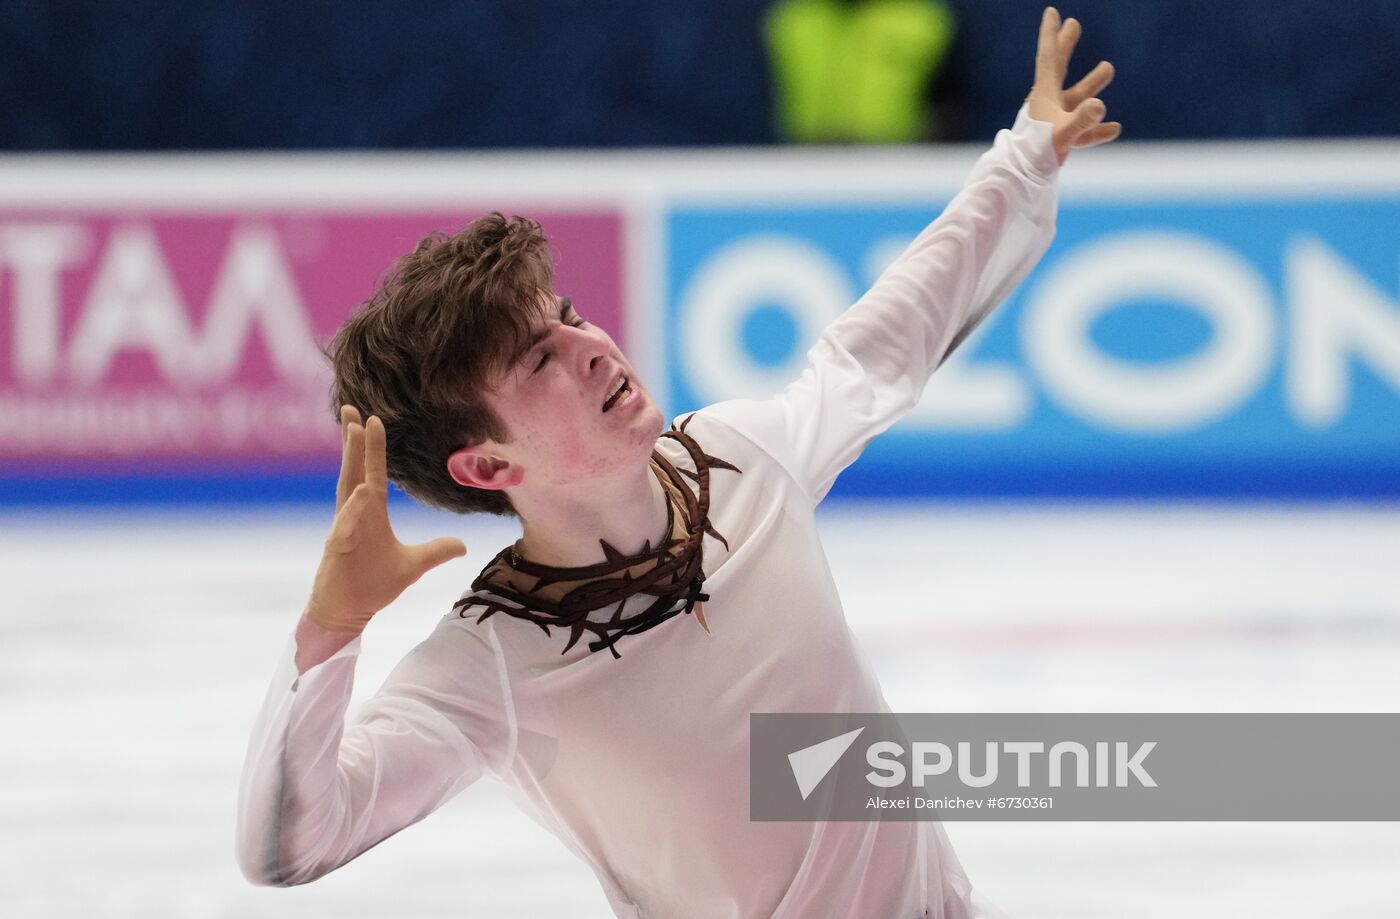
(664, 197, 1400, 499)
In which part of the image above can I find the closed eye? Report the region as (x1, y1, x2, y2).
(528, 299, 588, 375)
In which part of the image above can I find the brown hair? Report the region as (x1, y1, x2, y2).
(326, 212, 554, 517)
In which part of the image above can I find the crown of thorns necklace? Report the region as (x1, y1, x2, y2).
(452, 417, 740, 658)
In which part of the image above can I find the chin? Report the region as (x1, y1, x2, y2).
(631, 402, 667, 450)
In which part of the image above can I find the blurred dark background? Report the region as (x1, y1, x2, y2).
(2, 0, 1396, 151)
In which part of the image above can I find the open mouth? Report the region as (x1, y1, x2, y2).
(602, 375, 634, 412)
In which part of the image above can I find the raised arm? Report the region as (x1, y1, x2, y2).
(704, 7, 1119, 504)
(235, 407, 494, 886)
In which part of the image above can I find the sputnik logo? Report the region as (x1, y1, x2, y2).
(787, 727, 865, 800)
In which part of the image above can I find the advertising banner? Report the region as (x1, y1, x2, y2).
(5, 144, 1398, 504)
(665, 197, 1400, 497)
(0, 209, 624, 501)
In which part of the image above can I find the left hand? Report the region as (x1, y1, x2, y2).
(1026, 7, 1122, 164)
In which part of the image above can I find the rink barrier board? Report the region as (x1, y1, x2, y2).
(0, 136, 1397, 503)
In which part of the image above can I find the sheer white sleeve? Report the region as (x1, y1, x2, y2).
(704, 103, 1060, 504)
(235, 617, 511, 886)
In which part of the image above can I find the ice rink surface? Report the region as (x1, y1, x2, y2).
(3, 500, 1399, 918)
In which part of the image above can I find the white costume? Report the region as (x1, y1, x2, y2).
(237, 103, 1059, 918)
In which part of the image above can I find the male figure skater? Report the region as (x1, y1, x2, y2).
(237, 9, 1119, 916)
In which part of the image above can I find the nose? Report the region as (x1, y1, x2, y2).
(562, 322, 609, 378)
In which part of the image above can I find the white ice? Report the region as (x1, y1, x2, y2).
(2, 500, 1397, 918)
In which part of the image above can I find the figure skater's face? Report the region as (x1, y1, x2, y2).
(448, 294, 664, 492)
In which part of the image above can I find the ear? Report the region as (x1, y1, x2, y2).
(446, 445, 524, 491)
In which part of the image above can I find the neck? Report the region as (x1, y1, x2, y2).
(512, 457, 669, 568)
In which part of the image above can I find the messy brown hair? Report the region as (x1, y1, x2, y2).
(326, 213, 554, 517)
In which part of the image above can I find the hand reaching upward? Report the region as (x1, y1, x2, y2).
(304, 405, 468, 634)
(1027, 7, 1121, 165)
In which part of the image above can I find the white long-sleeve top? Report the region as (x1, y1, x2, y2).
(236, 103, 1059, 918)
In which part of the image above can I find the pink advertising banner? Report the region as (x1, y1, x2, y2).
(0, 210, 624, 478)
